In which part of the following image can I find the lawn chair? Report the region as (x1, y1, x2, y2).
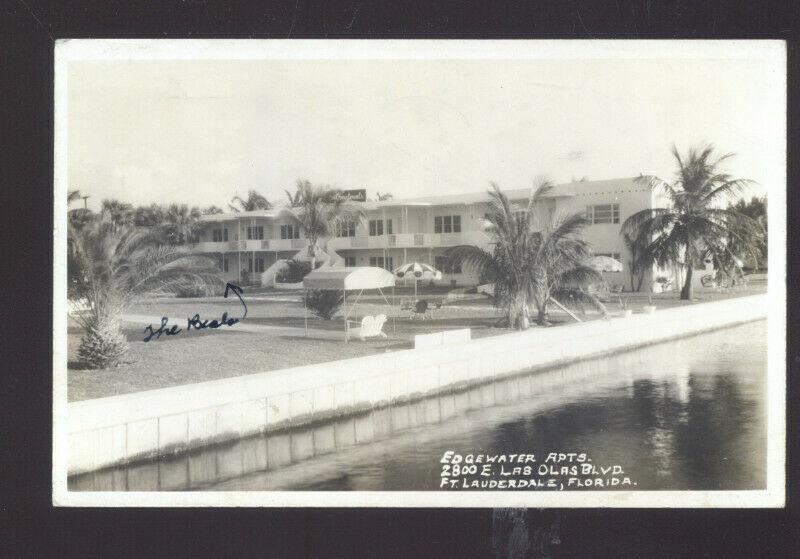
(348, 314, 388, 341)
(410, 300, 430, 320)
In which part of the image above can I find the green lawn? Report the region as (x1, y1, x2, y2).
(67, 279, 766, 402)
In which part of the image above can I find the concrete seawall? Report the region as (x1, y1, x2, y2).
(67, 294, 767, 476)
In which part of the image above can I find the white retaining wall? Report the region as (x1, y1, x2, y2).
(68, 295, 767, 475)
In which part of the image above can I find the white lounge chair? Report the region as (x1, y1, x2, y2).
(348, 314, 388, 341)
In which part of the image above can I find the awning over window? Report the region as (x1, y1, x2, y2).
(302, 267, 396, 291)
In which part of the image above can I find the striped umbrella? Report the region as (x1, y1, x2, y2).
(392, 262, 442, 299)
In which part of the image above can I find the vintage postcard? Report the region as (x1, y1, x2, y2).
(53, 40, 786, 507)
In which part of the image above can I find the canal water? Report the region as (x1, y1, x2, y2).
(69, 320, 767, 491)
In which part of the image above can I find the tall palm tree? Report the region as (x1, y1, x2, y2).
(202, 205, 224, 215)
(229, 190, 272, 212)
(162, 203, 202, 244)
(447, 182, 601, 329)
(284, 179, 364, 269)
(68, 220, 221, 368)
(622, 144, 762, 300)
(100, 199, 134, 234)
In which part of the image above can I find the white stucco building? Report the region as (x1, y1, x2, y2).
(191, 177, 696, 292)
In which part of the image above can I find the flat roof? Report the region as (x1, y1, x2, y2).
(199, 177, 641, 220)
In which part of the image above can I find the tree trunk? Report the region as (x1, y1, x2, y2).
(680, 264, 694, 300)
(584, 291, 611, 319)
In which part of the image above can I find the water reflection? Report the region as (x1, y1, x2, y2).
(69, 321, 767, 491)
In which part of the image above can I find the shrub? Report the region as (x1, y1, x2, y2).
(305, 289, 344, 320)
(276, 259, 312, 283)
(174, 282, 209, 298)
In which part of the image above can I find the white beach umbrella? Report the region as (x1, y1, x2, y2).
(392, 262, 442, 299)
(588, 255, 624, 273)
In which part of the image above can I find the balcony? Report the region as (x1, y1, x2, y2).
(327, 231, 487, 251)
(191, 238, 307, 253)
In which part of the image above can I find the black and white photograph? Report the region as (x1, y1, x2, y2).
(52, 40, 786, 507)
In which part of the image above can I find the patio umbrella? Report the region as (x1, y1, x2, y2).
(588, 255, 623, 273)
(392, 262, 442, 300)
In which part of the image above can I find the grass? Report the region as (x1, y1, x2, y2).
(67, 278, 766, 402)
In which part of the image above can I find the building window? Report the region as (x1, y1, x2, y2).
(369, 256, 394, 271)
(336, 222, 356, 237)
(386, 219, 393, 234)
(435, 255, 462, 274)
(586, 204, 620, 224)
(246, 226, 264, 240)
(248, 256, 265, 273)
(280, 224, 300, 239)
(212, 228, 228, 242)
(219, 255, 230, 272)
(369, 219, 384, 236)
(434, 215, 462, 233)
(344, 256, 357, 267)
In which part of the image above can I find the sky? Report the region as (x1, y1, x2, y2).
(66, 45, 784, 212)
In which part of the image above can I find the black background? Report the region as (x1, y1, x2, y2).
(2, 1, 799, 557)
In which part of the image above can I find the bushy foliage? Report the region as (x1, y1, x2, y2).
(305, 289, 344, 320)
(174, 281, 212, 298)
(275, 259, 312, 283)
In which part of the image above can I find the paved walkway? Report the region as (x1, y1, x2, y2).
(121, 314, 343, 340)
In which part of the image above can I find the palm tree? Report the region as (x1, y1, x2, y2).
(622, 230, 652, 292)
(284, 180, 364, 269)
(100, 199, 134, 234)
(229, 190, 272, 212)
(622, 144, 762, 300)
(67, 190, 93, 231)
(133, 204, 165, 227)
(162, 203, 202, 244)
(729, 196, 767, 269)
(447, 182, 601, 329)
(202, 205, 224, 215)
(376, 191, 393, 201)
(68, 220, 221, 368)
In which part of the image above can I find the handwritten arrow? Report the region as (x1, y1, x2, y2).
(224, 282, 247, 320)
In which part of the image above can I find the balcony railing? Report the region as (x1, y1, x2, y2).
(327, 231, 487, 250)
(190, 239, 307, 253)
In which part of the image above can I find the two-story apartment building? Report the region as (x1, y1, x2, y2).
(192, 177, 681, 292)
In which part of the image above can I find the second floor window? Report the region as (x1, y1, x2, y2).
(587, 204, 620, 224)
(336, 222, 356, 237)
(368, 219, 384, 236)
(212, 228, 228, 242)
(434, 215, 461, 233)
(280, 224, 300, 239)
(246, 226, 264, 240)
